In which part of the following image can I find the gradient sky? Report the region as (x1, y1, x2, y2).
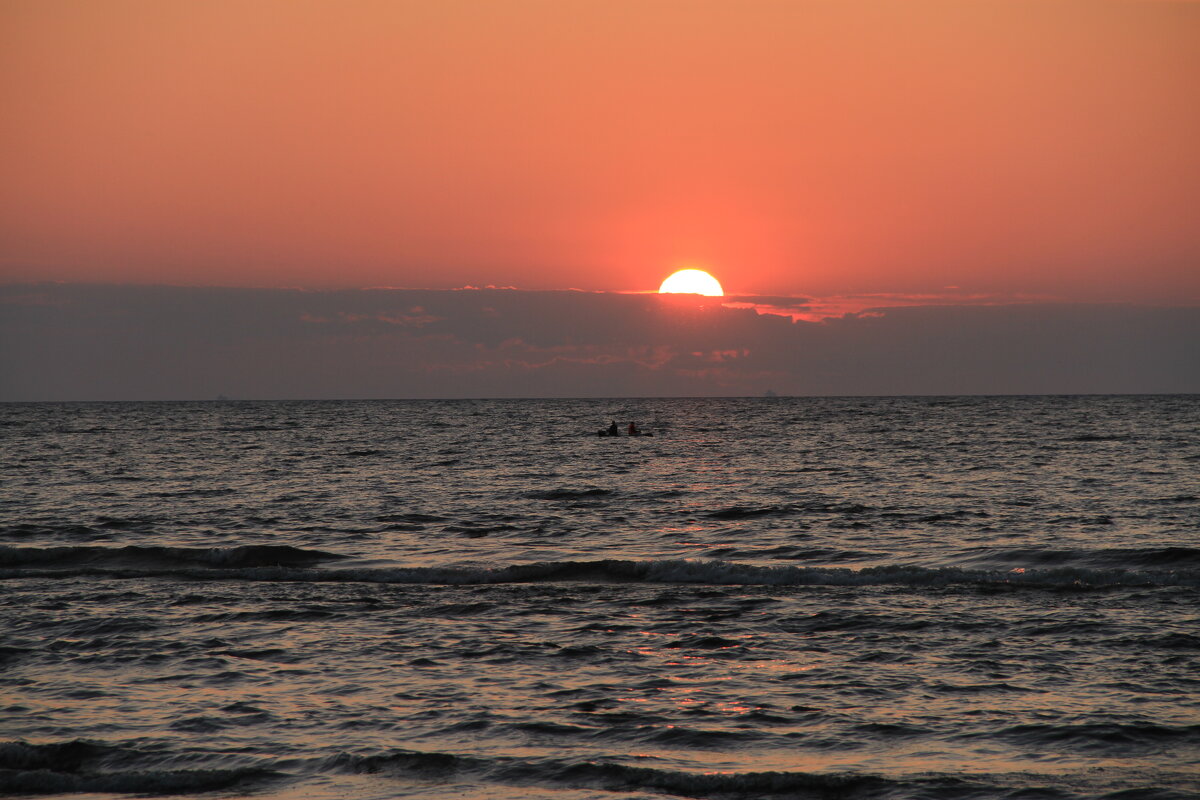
(2, 0, 1198, 301)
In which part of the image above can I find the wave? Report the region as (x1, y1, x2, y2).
(0, 523, 101, 540)
(373, 512, 447, 524)
(527, 488, 614, 500)
(4, 739, 1193, 799)
(2, 553, 1194, 589)
(708, 505, 793, 519)
(146, 487, 236, 498)
(0, 766, 273, 796)
(0, 740, 277, 796)
(1063, 433, 1131, 442)
(321, 745, 1195, 799)
(708, 502, 873, 520)
(955, 546, 1200, 570)
(984, 722, 1200, 754)
(326, 747, 893, 797)
(1144, 494, 1198, 505)
(0, 544, 345, 570)
(3, 742, 891, 798)
(704, 545, 884, 563)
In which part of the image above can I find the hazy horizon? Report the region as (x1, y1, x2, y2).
(4, 283, 1196, 402)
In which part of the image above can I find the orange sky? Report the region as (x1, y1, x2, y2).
(1, 0, 1197, 301)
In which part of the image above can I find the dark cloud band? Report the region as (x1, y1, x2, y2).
(2, 285, 1196, 400)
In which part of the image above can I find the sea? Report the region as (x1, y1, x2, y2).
(1, 396, 1197, 800)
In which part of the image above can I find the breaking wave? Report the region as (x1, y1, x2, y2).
(327, 747, 895, 797)
(0, 740, 277, 796)
(2, 552, 1193, 588)
(956, 546, 1200, 570)
(4, 738, 1194, 799)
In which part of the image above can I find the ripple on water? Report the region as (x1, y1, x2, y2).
(2, 397, 1198, 799)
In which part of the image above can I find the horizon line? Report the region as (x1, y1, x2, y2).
(3, 392, 1197, 404)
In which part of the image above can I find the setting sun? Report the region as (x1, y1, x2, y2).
(658, 269, 724, 297)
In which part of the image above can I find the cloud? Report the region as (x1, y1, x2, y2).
(725, 291, 1066, 323)
(1, 284, 1197, 400)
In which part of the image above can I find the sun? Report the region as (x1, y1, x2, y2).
(658, 269, 724, 297)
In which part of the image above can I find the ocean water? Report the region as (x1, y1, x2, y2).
(1, 396, 1198, 799)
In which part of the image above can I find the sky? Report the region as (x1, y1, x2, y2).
(3, 0, 1198, 300)
(1, 1, 1198, 398)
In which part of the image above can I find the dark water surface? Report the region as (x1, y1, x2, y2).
(2, 396, 1198, 799)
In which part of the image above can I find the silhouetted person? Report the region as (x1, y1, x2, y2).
(628, 422, 639, 436)
(607, 421, 619, 436)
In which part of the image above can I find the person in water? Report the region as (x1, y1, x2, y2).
(627, 421, 639, 436)
(607, 421, 619, 436)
